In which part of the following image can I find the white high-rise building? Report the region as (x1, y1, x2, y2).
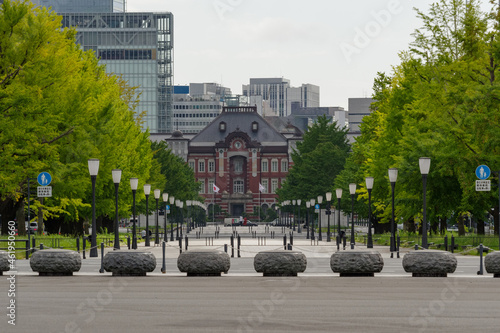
(30, 0, 174, 133)
(243, 78, 320, 117)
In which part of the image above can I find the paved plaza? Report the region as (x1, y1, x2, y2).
(2, 225, 500, 332)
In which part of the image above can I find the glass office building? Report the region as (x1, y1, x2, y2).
(29, 0, 174, 133)
(32, 0, 125, 13)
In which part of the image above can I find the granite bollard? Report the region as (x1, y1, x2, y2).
(103, 250, 156, 276)
(30, 249, 82, 276)
(254, 250, 307, 276)
(484, 251, 500, 278)
(177, 250, 230, 276)
(0, 251, 10, 276)
(330, 250, 384, 277)
(402, 250, 457, 277)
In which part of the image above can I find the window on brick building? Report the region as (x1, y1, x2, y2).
(271, 160, 278, 172)
(233, 180, 244, 193)
(262, 160, 268, 172)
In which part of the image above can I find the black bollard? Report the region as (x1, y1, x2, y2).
(161, 241, 166, 274)
(127, 236, 131, 250)
(290, 234, 293, 245)
(76, 237, 80, 253)
(337, 235, 340, 250)
(40, 243, 44, 250)
(283, 234, 287, 250)
(287, 243, 292, 250)
(230, 236, 234, 258)
(478, 244, 484, 275)
(179, 237, 182, 254)
(237, 235, 241, 258)
(99, 243, 104, 273)
(397, 236, 400, 258)
(451, 235, 455, 254)
(32, 237, 36, 252)
(444, 235, 448, 251)
(224, 244, 228, 253)
(82, 237, 86, 259)
(343, 235, 346, 250)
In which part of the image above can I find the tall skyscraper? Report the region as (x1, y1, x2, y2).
(243, 78, 320, 117)
(30, 0, 174, 133)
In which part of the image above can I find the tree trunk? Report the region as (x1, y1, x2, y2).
(477, 218, 485, 235)
(458, 214, 466, 236)
(439, 217, 446, 235)
(37, 198, 44, 235)
(16, 200, 26, 236)
(373, 219, 390, 234)
(405, 218, 416, 233)
(494, 206, 499, 236)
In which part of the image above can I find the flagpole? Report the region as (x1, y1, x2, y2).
(259, 189, 261, 222)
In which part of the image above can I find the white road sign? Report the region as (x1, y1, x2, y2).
(37, 186, 52, 197)
(476, 180, 491, 191)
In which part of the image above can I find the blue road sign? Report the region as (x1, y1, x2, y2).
(37, 172, 52, 186)
(315, 204, 320, 209)
(475, 165, 491, 180)
(165, 205, 170, 210)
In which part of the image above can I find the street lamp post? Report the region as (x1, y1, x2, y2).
(179, 201, 184, 238)
(112, 169, 122, 250)
(153, 189, 161, 247)
(310, 198, 316, 239)
(297, 199, 302, 233)
(325, 192, 332, 242)
(366, 177, 374, 248)
(349, 183, 357, 249)
(143, 184, 151, 247)
(88, 159, 99, 257)
(130, 178, 139, 250)
(163, 193, 169, 242)
(388, 168, 398, 258)
(336, 189, 342, 250)
(169, 196, 175, 241)
(306, 201, 310, 239)
(186, 200, 192, 233)
(317, 195, 323, 241)
(419, 157, 431, 249)
(292, 200, 296, 231)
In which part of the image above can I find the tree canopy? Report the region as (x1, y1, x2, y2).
(345, 0, 500, 235)
(277, 115, 350, 203)
(0, 0, 161, 234)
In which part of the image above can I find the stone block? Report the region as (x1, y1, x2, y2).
(103, 250, 156, 276)
(177, 250, 230, 276)
(402, 250, 457, 277)
(330, 250, 384, 277)
(485, 251, 500, 278)
(0, 251, 10, 275)
(254, 250, 307, 276)
(30, 249, 82, 276)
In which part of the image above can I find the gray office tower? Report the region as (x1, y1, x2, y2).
(29, 0, 174, 133)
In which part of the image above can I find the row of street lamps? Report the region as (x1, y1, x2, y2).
(279, 157, 432, 254)
(88, 159, 207, 257)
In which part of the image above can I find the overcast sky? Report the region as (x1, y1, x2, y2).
(127, 0, 495, 109)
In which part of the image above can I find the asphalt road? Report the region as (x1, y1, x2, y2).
(2, 276, 500, 333)
(2, 225, 498, 333)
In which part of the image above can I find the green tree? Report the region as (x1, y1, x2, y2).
(349, 0, 500, 236)
(0, 0, 157, 234)
(151, 141, 200, 202)
(277, 115, 350, 203)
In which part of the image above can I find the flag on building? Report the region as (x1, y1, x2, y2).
(259, 183, 265, 193)
(213, 184, 220, 193)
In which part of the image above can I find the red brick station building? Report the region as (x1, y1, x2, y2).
(151, 106, 302, 218)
